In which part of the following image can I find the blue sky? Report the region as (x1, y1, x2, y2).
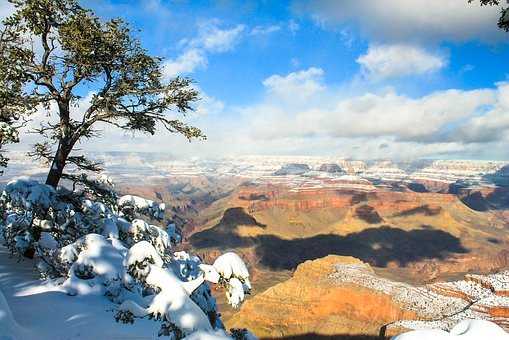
(4, 0, 509, 160)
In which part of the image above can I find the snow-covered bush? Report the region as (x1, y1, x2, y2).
(118, 194, 166, 221)
(0, 178, 254, 339)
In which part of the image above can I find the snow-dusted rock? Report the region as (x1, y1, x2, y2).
(392, 319, 508, 340)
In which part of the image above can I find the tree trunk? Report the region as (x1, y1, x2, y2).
(45, 141, 71, 188)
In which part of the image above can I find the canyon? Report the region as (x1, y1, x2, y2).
(3, 153, 509, 338)
(228, 255, 509, 339)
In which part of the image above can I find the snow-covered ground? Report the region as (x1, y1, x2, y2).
(0, 179, 253, 340)
(0, 244, 163, 340)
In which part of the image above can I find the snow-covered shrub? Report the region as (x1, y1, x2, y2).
(118, 219, 172, 260)
(0, 178, 254, 339)
(118, 194, 166, 221)
(0, 179, 57, 257)
(213, 252, 252, 308)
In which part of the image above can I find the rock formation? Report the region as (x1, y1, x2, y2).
(228, 256, 509, 339)
(228, 256, 416, 338)
(318, 163, 345, 173)
(274, 164, 311, 176)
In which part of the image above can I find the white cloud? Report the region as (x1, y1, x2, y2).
(293, 0, 504, 43)
(73, 68, 509, 160)
(438, 82, 509, 143)
(250, 25, 281, 36)
(248, 82, 495, 142)
(197, 67, 509, 160)
(262, 67, 326, 101)
(190, 21, 245, 52)
(194, 92, 225, 116)
(162, 21, 245, 79)
(357, 44, 447, 80)
(340, 28, 355, 48)
(163, 49, 207, 79)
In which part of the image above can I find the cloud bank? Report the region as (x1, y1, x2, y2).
(293, 0, 504, 43)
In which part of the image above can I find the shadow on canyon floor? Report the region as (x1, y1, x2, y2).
(392, 204, 442, 217)
(191, 208, 469, 270)
(354, 205, 383, 224)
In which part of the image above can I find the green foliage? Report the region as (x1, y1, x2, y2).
(0, 0, 204, 186)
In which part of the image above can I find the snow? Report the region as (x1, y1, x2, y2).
(0, 238, 251, 339)
(0, 244, 162, 339)
(182, 330, 232, 340)
(209, 253, 252, 309)
(213, 252, 250, 282)
(0, 287, 28, 340)
(118, 219, 171, 257)
(182, 330, 231, 340)
(226, 277, 245, 308)
(166, 222, 181, 244)
(198, 264, 220, 284)
(38, 232, 58, 250)
(0, 179, 253, 339)
(62, 234, 125, 296)
(124, 240, 164, 269)
(392, 319, 509, 339)
(4, 179, 55, 210)
(145, 266, 212, 333)
(118, 195, 165, 220)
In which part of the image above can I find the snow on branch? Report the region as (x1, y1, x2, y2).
(0, 178, 255, 339)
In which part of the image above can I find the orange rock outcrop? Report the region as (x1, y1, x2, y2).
(228, 256, 416, 338)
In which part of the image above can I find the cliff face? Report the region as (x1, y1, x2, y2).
(228, 256, 416, 338)
(240, 186, 457, 217)
(228, 256, 509, 339)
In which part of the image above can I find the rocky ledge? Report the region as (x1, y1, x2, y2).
(228, 256, 509, 339)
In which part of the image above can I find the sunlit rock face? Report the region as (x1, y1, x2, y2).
(228, 256, 417, 338)
(228, 256, 509, 339)
(329, 262, 509, 334)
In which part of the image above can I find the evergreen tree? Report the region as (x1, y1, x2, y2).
(0, 0, 204, 187)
